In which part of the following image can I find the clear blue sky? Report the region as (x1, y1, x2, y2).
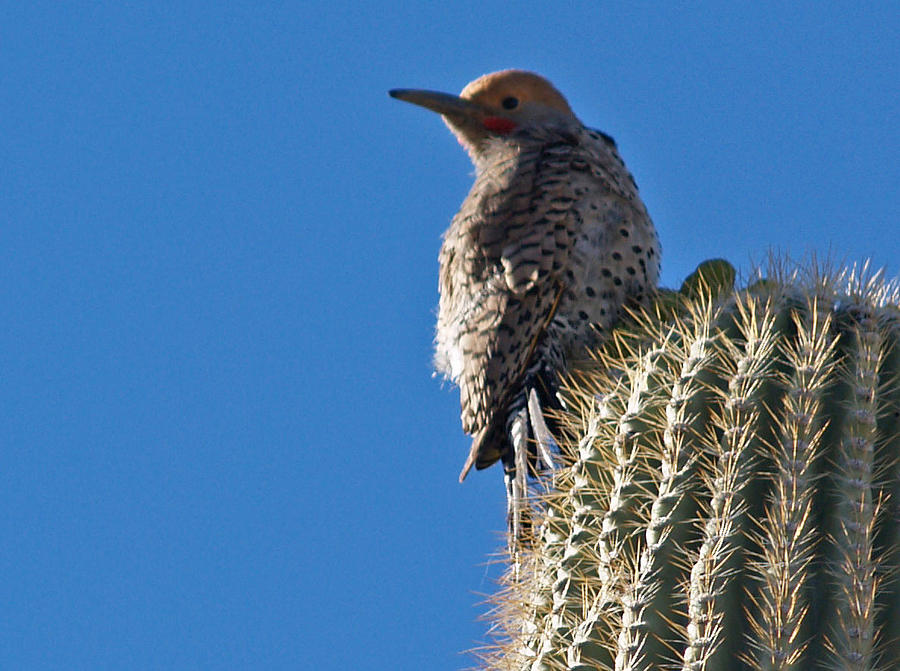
(2, 2, 897, 669)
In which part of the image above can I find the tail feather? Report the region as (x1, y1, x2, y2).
(457, 353, 564, 575)
(528, 387, 558, 471)
(506, 407, 531, 570)
(458, 423, 504, 482)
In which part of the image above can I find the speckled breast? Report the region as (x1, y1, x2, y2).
(551, 166, 660, 355)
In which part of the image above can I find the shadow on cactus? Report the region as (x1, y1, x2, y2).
(475, 258, 900, 671)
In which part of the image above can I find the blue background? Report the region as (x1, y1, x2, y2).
(2, 2, 897, 669)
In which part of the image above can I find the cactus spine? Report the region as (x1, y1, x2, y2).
(479, 261, 900, 671)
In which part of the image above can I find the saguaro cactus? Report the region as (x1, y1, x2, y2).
(479, 260, 900, 671)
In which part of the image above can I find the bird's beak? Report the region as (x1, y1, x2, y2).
(389, 89, 486, 121)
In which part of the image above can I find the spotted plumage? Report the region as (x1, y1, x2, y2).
(390, 70, 659, 536)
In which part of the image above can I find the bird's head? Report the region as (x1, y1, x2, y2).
(390, 70, 580, 161)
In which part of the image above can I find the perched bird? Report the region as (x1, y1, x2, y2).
(390, 70, 659, 539)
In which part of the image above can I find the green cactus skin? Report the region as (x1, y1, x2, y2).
(478, 262, 900, 671)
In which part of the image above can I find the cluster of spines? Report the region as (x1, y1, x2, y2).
(743, 296, 836, 670)
(475, 261, 900, 671)
(681, 294, 779, 670)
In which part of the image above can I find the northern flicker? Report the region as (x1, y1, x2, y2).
(390, 70, 660, 538)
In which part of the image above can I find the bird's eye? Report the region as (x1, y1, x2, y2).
(501, 96, 519, 110)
